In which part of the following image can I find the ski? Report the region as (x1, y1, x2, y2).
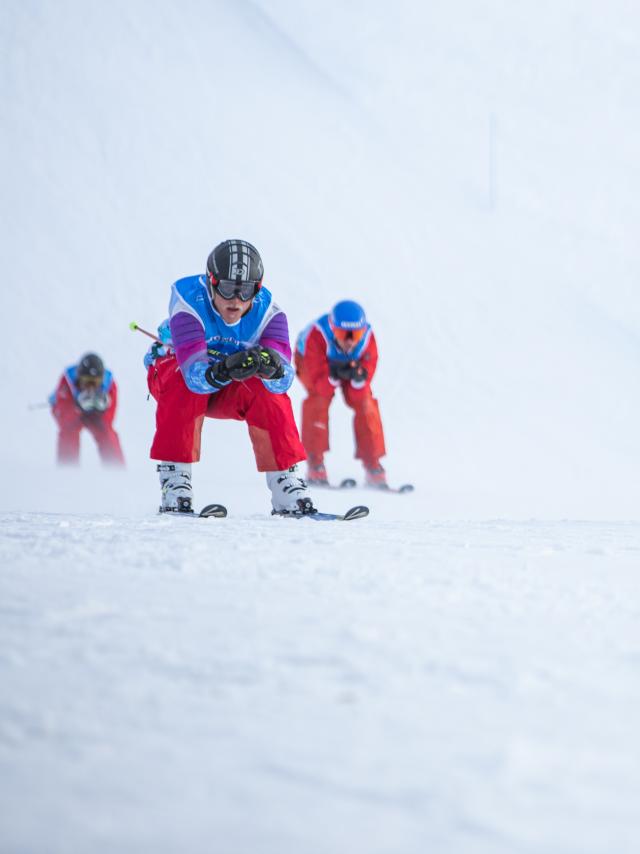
(272, 504, 369, 522)
(309, 477, 414, 494)
(159, 503, 228, 518)
(308, 477, 357, 490)
(366, 483, 414, 494)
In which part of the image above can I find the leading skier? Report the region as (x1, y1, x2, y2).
(146, 239, 314, 515)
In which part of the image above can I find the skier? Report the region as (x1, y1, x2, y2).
(49, 353, 126, 466)
(294, 300, 387, 488)
(146, 239, 315, 515)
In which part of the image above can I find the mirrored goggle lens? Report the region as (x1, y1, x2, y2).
(78, 376, 102, 388)
(333, 326, 366, 346)
(215, 279, 258, 301)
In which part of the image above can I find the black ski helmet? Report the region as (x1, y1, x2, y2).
(206, 240, 264, 295)
(77, 352, 104, 379)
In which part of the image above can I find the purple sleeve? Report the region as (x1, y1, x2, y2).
(260, 312, 291, 361)
(169, 312, 207, 368)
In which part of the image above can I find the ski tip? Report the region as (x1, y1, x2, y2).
(343, 505, 369, 521)
(339, 478, 357, 489)
(398, 484, 415, 494)
(199, 503, 228, 518)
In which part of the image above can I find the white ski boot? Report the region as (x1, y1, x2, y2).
(267, 465, 316, 515)
(158, 462, 193, 513)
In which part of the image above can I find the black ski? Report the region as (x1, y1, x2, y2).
(310, 477, 414, 494)
(308, 477, 357, 491)
(366, 483, 414, 494)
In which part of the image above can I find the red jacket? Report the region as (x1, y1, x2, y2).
(295, 325, 379, 397)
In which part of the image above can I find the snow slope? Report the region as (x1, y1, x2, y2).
(2, 511, 639, 854)
(2, 1, 640, 852)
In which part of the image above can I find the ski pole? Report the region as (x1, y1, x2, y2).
(129, 321, 163, 345)
(27, 401, 50, 411)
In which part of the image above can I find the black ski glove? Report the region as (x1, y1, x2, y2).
(204, 359, 231, 390)
(224, 348, 262, 381)
(257, 347, 285, 380)
(329, 360, 354, 381)
(329, 360, 368, 383)
(329, 360, 348, 381)
(351, 362, 368, 383)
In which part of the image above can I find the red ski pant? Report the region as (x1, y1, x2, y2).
(57, 417, 125, 466)
(148, 356, 306, 470)
(300, 384, 386, 469)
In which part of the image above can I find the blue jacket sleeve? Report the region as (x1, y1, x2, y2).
(182, 359, 231, 394)
(260, 358, 295, 394)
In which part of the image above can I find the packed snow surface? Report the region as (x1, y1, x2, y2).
(2, 502, 639, 854)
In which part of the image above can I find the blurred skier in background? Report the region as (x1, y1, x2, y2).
(49, 353, 125, 466)
(145, 239, 315, 516)
(295, 300, 387, 488)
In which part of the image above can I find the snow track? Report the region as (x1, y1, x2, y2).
(1, 512, 639, 853)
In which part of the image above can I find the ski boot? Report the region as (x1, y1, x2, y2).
(267, 465, 317, 516)
(364, 464, 389, 490)
(158, 462, 194, 513)
(307, 460, 329, 486)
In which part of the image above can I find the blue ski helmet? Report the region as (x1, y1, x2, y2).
(329, 300, 367, 350)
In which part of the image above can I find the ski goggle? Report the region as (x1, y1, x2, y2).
(209, 275, 260, 302)
(331, 326, 366, 349)
(77, 375, 102, 389)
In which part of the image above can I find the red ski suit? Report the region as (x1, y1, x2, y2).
(295, 326, 386, 468)
(148, 354, 306, 470)
(50, 375, 125, 466)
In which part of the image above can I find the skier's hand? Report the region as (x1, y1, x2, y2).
(77, 390, 95, 412)
(93, 392, 110, 412)
(205, 359, 231, 390)
(224, 348, 262, 381)
(329, 360, 345, 381)
(77, 390, 109, 412)
(257, 347, 285, 380)
(329, 360, 357, 381)
(351, 362, 368, 384)
(150, 342, 167, 361)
